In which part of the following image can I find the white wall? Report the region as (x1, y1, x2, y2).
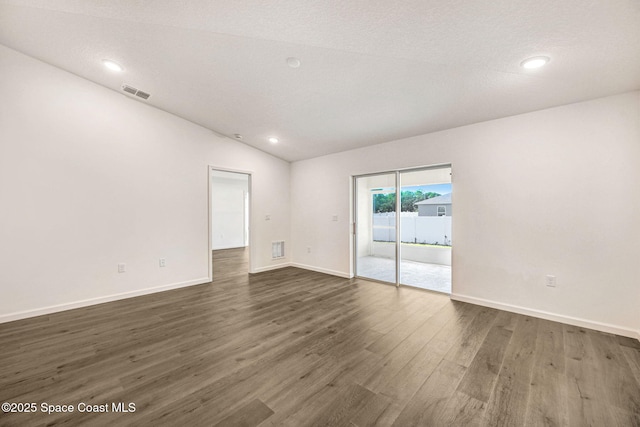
(211, 172, 249, 250)
(0, 45, 290, 322)
(291, 91, 640, 338)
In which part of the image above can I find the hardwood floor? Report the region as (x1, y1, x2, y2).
(1, 248, 639, 426)
(213, 247, 249, 280)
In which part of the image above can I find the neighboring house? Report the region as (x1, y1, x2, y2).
(415, 193, 452, 216)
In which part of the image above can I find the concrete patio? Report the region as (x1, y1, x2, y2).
(357, 256, 451, 293)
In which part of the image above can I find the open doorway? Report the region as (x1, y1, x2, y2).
(210, 168, 250, 281)
(353, 165, 452, 293)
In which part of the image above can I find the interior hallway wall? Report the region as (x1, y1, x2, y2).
(290, 91, 640, 338)
(211, 172, 249, 250)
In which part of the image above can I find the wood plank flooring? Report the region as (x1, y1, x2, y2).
(1, 247, 639, 426)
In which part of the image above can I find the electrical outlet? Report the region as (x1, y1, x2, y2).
(332, 215, 338, 221)
(265, 214, 271, 221)
(159, 258, 166, 267)
(545, 275, 556, 287)
(307, 246, 311, 253)
(118, 263, 126, 273)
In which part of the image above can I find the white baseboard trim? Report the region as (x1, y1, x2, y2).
(250, 262, 292, 274)
(451, 293, 640, 341)
(250, 262, 351, 279)
(290, 263, 351, 279)
(0, 277, 211, 324)
(212, 245, 248, 250)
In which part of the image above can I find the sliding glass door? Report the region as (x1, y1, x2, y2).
(354, 165, 452, 293)
(354, 172, 397, 284)
(398, 167, 452, 292)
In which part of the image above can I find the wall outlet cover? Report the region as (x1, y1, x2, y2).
(545, 275, 556, 287)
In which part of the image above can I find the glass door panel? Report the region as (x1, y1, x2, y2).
(399, 167, 452, 292)
(355, 173, 397, 284)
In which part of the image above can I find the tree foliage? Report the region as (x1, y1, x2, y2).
(373, 190, 440, 213)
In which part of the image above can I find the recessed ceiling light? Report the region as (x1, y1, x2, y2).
(102, 59, 124, 72)
(286, 57, 301, 68)
(520, 56, 550, 69)
(268, 137, 279, 144)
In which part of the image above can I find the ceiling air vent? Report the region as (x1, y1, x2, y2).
(122, 85, 137, 95)
(135, 90, 150, 100)
(122, 84, 151, 100)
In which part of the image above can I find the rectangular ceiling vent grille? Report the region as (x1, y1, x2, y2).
(136, 91, 150, 100)
(122, 85, 137, 95)
(122, 84, 151, 100)
(272, 241, 285, 259)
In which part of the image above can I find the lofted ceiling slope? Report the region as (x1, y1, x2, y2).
(1, 0, 639, 161)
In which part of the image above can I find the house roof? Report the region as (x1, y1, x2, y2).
(415, 193, 452, 205)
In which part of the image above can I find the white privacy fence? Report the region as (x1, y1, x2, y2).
(373, 213, 452, 246)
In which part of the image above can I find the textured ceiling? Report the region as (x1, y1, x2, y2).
(1, 0, 639, 161)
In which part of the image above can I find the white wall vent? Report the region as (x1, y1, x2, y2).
(122, 84, 151, 100)
(272, 241, 285, 259)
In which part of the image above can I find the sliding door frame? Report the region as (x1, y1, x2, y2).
(352, 163, 452, 289)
